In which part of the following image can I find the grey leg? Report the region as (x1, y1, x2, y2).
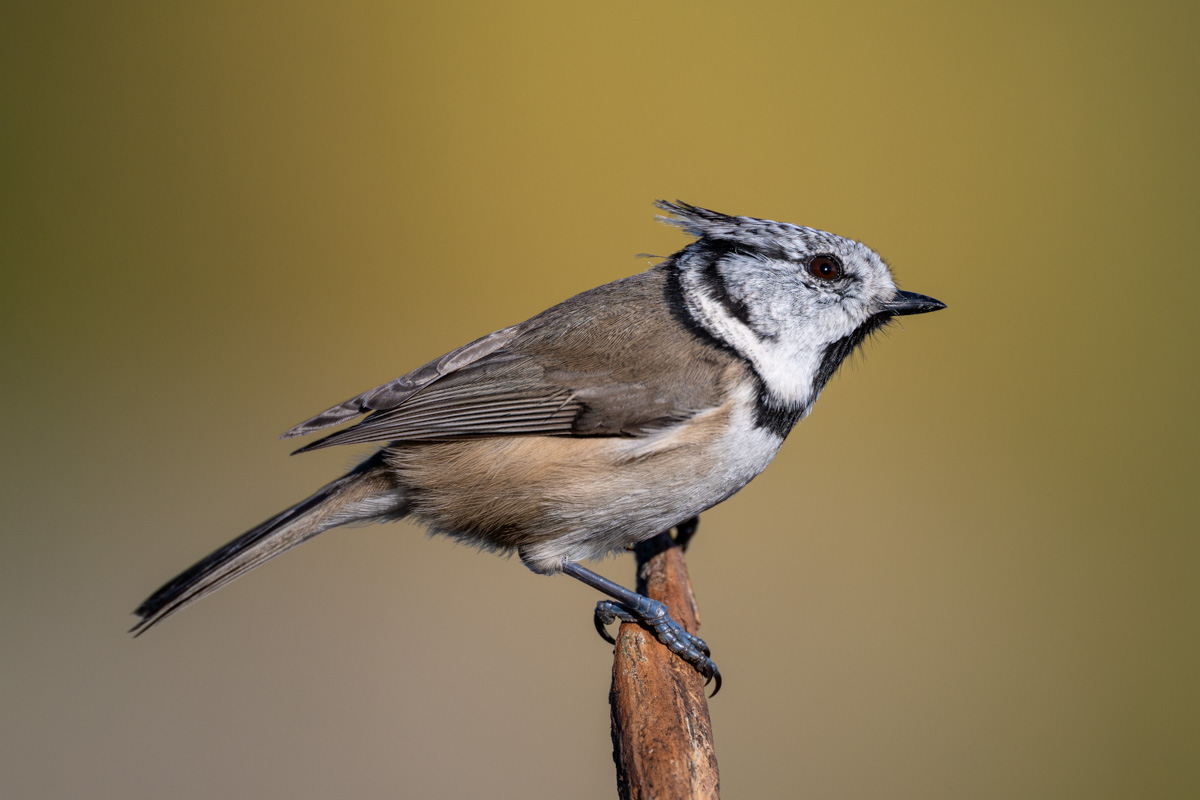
(562, 560, 721, 694)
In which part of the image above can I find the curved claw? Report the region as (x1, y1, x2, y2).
(594, 600, 640, 646)
(685, 638, 720, 696)
(706, 664, 723, 697)
(594, 608, 617, 645)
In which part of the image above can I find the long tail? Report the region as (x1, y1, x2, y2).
(131, 452, 406, 635)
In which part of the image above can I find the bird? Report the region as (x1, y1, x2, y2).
(132, 201, 945, 692)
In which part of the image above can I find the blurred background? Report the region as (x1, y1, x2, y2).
(2, 1, 1197, 798)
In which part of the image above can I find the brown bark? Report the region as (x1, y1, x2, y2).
(609, 533, 719, 799)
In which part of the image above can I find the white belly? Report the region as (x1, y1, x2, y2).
(522, 381, 785, 570)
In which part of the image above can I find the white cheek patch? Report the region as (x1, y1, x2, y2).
(684, 274, 860, 407)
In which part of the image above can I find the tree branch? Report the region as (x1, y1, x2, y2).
(609, 531, 720, 799)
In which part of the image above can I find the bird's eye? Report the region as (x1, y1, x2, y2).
(807, 255, 843, 281)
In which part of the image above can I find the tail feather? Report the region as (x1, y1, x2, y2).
(131, 452, 406, 635)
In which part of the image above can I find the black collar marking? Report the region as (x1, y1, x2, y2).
(754, 313, 895, 439)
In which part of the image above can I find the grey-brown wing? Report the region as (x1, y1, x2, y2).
(281, 324, 523, 439)
(290, 356, 586, 452)
(284, 268, 743, 453)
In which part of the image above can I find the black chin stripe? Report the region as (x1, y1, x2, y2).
(812, 314, 894, 398)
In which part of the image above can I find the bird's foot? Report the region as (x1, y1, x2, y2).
(594, 598, 721, 694)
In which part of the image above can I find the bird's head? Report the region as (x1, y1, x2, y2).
(659, 200, 945, 417)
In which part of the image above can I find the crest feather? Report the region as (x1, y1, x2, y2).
(655, 200, 810, 259)
(654, 200, 744, 238)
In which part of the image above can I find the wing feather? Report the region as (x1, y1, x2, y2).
(282, 268, 745, 453)
(291, 384, 583, 452)
(280, 325, 523, 439)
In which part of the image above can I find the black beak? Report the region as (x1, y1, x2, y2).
(880, 290, 946, 317)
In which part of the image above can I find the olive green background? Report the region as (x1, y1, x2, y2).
(2, 2, 1196, 798)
